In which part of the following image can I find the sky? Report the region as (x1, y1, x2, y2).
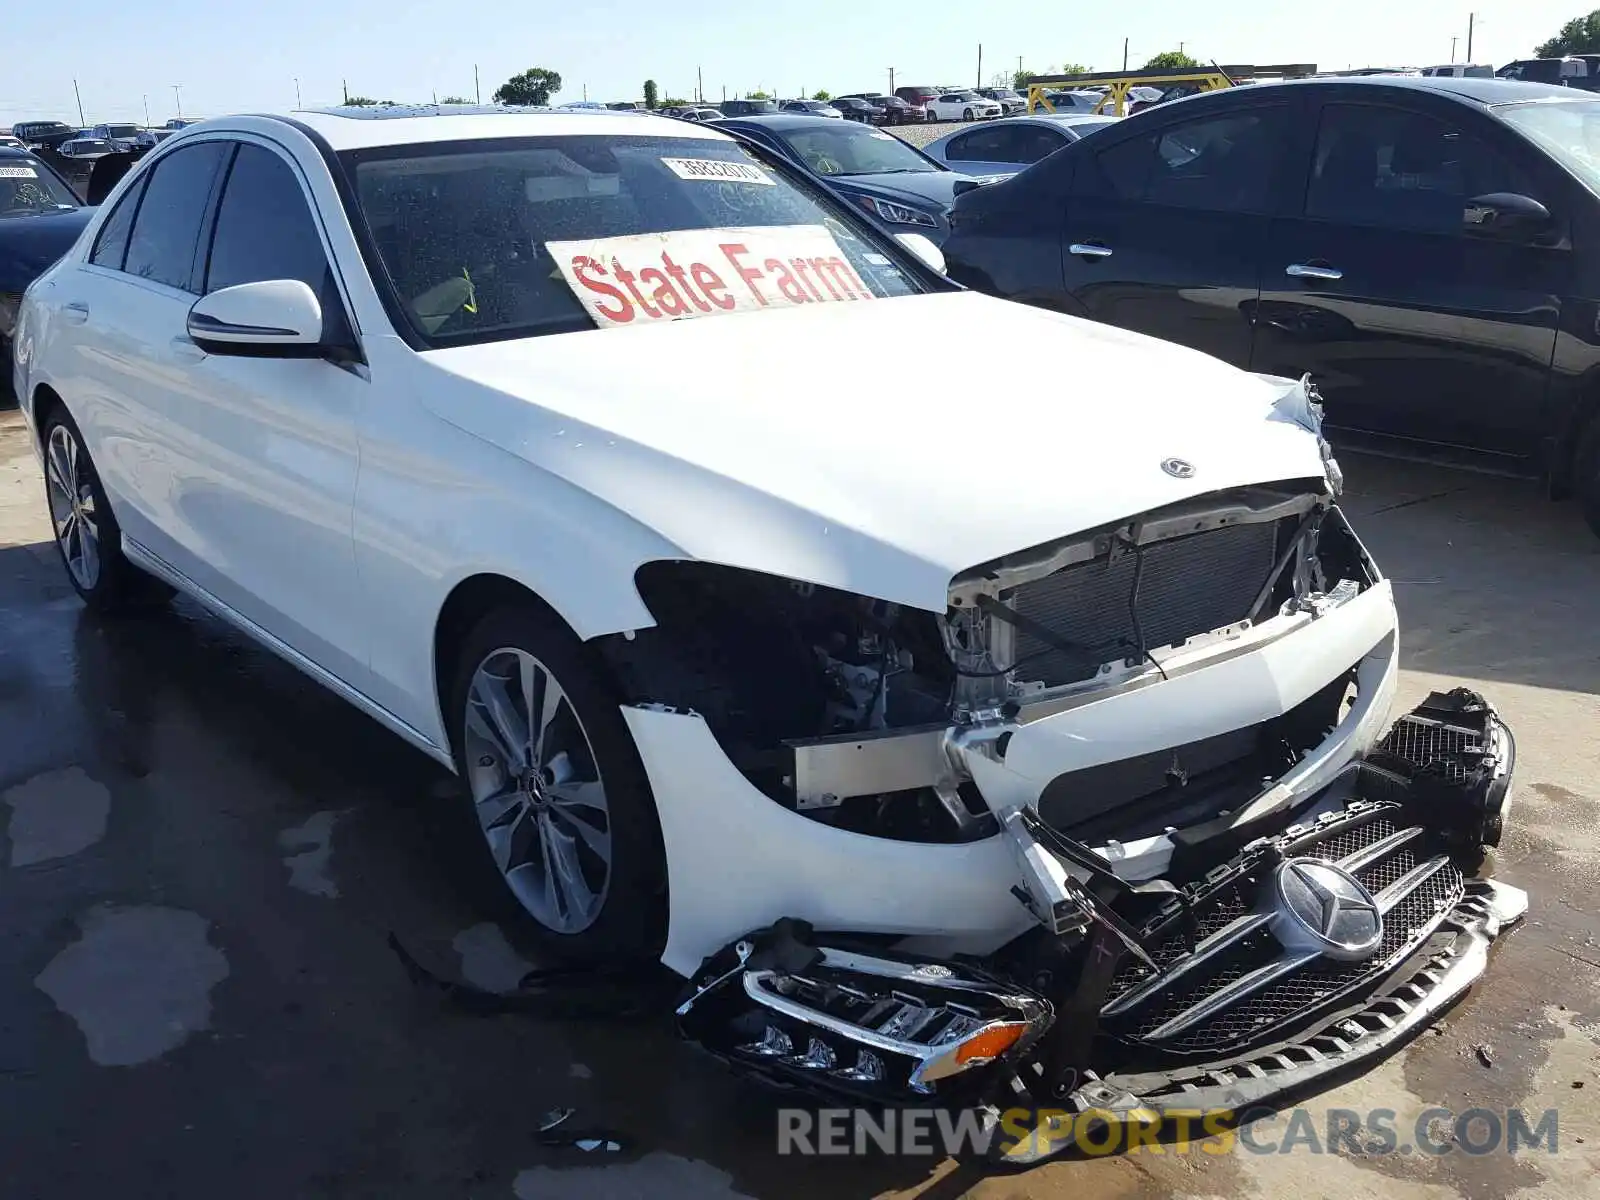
(2, 1, 1593, 128)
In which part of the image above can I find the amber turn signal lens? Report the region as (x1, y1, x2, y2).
(953, 1022, 1027, 1064)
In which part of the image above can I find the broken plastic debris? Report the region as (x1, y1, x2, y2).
(539, 1107, 574, 1132)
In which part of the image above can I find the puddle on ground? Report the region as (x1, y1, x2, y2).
(277, 809, 346, 898)
(453, 921, 537, 994)
(35, 904, 228, 1066)
(3, 765, 110, 866)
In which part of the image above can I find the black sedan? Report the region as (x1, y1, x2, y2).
(712, 114, 981, 244)
(943, 75, 1600, 535)
(1, 147, 94, 368)
(830, 97, 882, 124)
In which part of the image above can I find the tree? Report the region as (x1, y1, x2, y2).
(661, 96, 690, 108)
(1014, 62, 1087, 89)
(439, 95, 471, 104)
(811, 89, 832, 100)
(1537, 11, 1600, 57)
(345, 95, 378, 107)
(746, 89, 771, 100)
(493, 67, 563, 106)
(643, 79, 659, 109)
(1143, 50, 1201, 70)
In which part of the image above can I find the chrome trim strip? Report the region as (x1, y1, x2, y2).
(121, 536, 449, 764)
(1375, 854, 1453, 912)
(1101, 912, 1272, 1016)
(1145, 950, 1319, 1040)
(1337, 824, 1425, 874)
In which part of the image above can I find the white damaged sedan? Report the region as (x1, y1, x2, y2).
(12, 105, 1523, 1159)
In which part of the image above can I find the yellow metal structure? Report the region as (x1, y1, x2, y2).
(1023, 64, 1316, 117)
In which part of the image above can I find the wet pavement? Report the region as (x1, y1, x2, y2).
(1, 404, 1597, 1199)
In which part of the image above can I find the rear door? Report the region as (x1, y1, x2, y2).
(1252, 97, 1567, 460)
(1058, 96, 1303, 366)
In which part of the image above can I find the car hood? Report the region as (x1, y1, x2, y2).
(828, 170, 969, 208)
(0, 207, 94, 290)
(420, 292, 1329, 613)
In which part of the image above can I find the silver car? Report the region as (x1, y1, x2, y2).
(921, 113, 1119, 177)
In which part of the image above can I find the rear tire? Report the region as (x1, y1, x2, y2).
(39, 407, 172, 612)
(964, 107, 974, 121)
(443, 601, 668, 964)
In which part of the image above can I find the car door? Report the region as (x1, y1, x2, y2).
(1058, 98, 1300, 365)
(49, 140, 230, 565)
(942, 124, 1068, 175)
(1252, 98, 1567, 460)
(156, 138, 372, 688)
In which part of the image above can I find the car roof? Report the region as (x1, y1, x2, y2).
(0, 145, 38, 159)
(230, 105, 730, 150)
(1271, 74, 1576, 105)
(712, 114, 864, 131)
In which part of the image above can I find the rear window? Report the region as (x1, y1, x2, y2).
(341, 134, 929, 345)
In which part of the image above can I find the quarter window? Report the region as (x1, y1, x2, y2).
(1094, 107, 1288, 213)
(123, 142, 228, 290)
(945, 125, 1062, 165)
(89, 177, 145, 269)
(206, 144, 334, 296)
(1305, 104, 1532, 234)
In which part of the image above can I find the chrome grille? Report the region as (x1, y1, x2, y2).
(1102, 809, 1465, 1057)
(1009, 521, 1281, 687)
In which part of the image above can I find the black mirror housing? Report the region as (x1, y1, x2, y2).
(1464, 192, 1554, 241)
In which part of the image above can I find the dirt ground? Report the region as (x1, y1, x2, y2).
(0, 402, 1596, 1199)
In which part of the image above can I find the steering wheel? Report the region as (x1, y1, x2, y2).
(801, 149, 844, 176)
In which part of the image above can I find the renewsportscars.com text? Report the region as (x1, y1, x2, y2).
(776, 1105, 1562, 1158)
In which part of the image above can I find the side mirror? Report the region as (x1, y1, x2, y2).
(187, 280, 326, 357)
(895, 231, 946, 274)
(1464, 192, 1553, 242)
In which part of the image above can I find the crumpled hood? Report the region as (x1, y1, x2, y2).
(420, 291, 1330, 612)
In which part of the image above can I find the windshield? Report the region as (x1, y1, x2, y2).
(0, 158, 78, 216)
(342, 134, 930, 346)
(102, 125, 138, 138)
(777, 124, 939, 176)
(1497, 100, 1600, 194)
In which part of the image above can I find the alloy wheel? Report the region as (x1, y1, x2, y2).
(44, 424, 100, 591)
(462, 647, 612, 933)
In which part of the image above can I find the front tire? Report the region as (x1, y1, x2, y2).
(1577, 417, 1600, 540)
(40, 409, 170, 612)
(445, 602, 667, 963)
(964, 107, 974, 121)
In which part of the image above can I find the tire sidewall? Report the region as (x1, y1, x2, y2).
(40, 407, 140, 611)
(1578, 417, 1600, 539)
(444, 602, 668, 964)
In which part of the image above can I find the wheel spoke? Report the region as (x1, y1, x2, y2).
(542, 816, 593, 923)
(54, 508, 76, 542)
(527, 661, 564, 771)
(483, 815, 517, 874)
(466, 671, 529, 770)
(547, 781, 610, 856)
(475, 786, 523, 831)
(77, 519, 99, 584)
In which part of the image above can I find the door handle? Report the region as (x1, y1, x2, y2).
(1069, 242, 1114, 259)
(61, 302, 89, 325)
(1285, 262, 1343, 281)
(168, 336, 206, 363)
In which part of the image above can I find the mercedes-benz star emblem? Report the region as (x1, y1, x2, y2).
(1270, 858, 1383, 961)
(1161, 457, 1195, 479)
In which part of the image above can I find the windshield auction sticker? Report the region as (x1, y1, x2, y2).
(546, 225, 875, 328)
(0, 165, 39, 178)
(659, 157, 775, 185)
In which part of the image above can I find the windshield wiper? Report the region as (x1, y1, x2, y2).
(840, 167, 930, 176)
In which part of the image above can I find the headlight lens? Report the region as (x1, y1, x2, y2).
(857, 195, 938, 228)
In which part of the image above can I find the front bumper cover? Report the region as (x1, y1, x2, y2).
(675, 692, 1524, 1165)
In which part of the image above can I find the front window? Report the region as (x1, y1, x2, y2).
(1496, 100, 1600, 196)
(774, 123, 941, 176)
(101, 124, 138, 139)
(342, 134, 932, 346)
(0, 158, 79, 216)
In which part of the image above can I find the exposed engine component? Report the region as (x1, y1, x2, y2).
(602, 484, 1375, 842)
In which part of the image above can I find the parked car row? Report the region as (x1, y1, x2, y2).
(942, 73, 1600, 534)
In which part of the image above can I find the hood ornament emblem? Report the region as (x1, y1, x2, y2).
(1271, 858, 1383, 961)
(1161, 457, 1195, 479)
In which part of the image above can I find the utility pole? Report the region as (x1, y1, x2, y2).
(976, 43, 982, 88)
(171, 84, 183, 118)
(342, 79, 349, 104)
(697, 65, 703, 102)
(1123, 38, 1130, 71)
(474, 64, 480, 104)
(887, 66, 896, 94)
(1450, 37, 1458, 63)
(142, 94, 150, 125)
(294, 77, 302, 107)
(1467, 12, 1476, 62)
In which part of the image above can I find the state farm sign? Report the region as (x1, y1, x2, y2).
(546, 225, 876, 328)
